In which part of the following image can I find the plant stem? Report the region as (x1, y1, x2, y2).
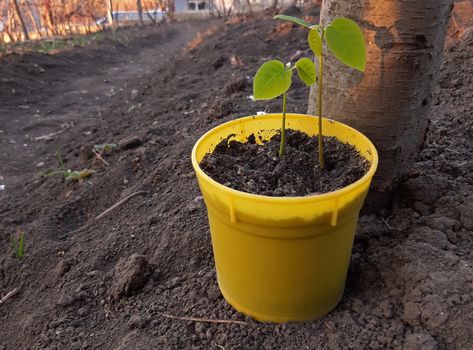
(317, 47, 325, 169)
(279, 92, 287, 157)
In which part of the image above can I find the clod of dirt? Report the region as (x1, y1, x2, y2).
(55, 259, 73, 277)
(206, 285, 221, 300)
(402, 301, 421, 326)
(212, 55, 226, 70)
(70, 342, 82, 350)
(408, 227, 454, 250)
(119, 135, 143, 150)
(77, 305, 90, 317)
(224, 76, 249, 94)
(110, 254, 150, 299)
(404, 333, 439, 350)
(127, 314, 148, 329)
(404, 174, 450, 205)
(208, 97, 233, 119)
(459, 197, 473, 229)
(426, 214, 459, 232)
(200, 129, 369, 196)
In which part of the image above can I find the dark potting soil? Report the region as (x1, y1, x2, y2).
(200, 129, 369, 196)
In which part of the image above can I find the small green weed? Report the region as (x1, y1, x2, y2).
(39, 152, 93, 181)
(10, 232, 25, 260)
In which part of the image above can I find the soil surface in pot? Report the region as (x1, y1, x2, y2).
(200, 129, 369, 196)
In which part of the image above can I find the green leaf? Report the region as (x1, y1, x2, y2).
(253, 60, 292, 100)
(273, 15, 312, 28)
(325, 17, 366, 72)
(295, 58, 316, 86)
(308, 28, 322, 57)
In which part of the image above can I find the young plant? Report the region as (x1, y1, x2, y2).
(253, 57, 316, 157)
(10, 231, 25, 260)
(274, 15, 366, 169)
(39, 151, 94, 181)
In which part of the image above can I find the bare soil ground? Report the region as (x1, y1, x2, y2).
(1, 7, 472, 350)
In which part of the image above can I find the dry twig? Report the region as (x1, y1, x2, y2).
(382, 215, 394, 230)
(35, 124, 72, 141)
(92, 150, 110, 166)
(59, 191, 147, 238)
(159, 312, 247, 326)
(0, 287, 20, 306)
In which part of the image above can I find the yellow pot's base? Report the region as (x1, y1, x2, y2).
(218, 277, 344, 323)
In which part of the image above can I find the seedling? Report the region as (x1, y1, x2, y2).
(273, 15, 366, 168)
(10, 231, 25, 260)
(39, 152, 94, 181)
(253, 57, 316, 156)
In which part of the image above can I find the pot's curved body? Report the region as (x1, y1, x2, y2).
(191, 114, 378, 322)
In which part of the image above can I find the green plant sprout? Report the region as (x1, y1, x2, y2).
(274, 14, 366, 169)
(253, 57, 316, 157)
(39, 151, 94, 181)
(10, 231, 25, 260)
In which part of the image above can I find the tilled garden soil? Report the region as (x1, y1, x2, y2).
(1, 6, 472, 350)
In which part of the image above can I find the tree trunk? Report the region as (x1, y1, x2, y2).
(271, 0, 278, 9)
(61, 0, 73, 35)
(136, 0, 144, 26)
(24, 0, 42, 38)
(246, 0, 252, 14)
(308, 0, 453, 208)
(39, 3, 54, 37)
(143, 2, 157, 24)
(106, 0, 115, 31)
(12, 0, 30, 40)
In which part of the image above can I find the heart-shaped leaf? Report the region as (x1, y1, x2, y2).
(325, 17, 366, 72)
(253, 60, 292, 100)
(308, 28, 322, 58)
(273, 15, 311, 28)
(295, 58, 316, 86)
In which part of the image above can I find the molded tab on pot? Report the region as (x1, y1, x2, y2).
(330, 198, 339, 227)
(228, 197, 237, 223)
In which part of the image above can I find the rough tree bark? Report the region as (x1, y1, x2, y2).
(308, 0, 453, 208)
(12, 0, 30, 40)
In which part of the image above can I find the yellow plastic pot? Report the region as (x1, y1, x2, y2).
(191, 113, 378, 322)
